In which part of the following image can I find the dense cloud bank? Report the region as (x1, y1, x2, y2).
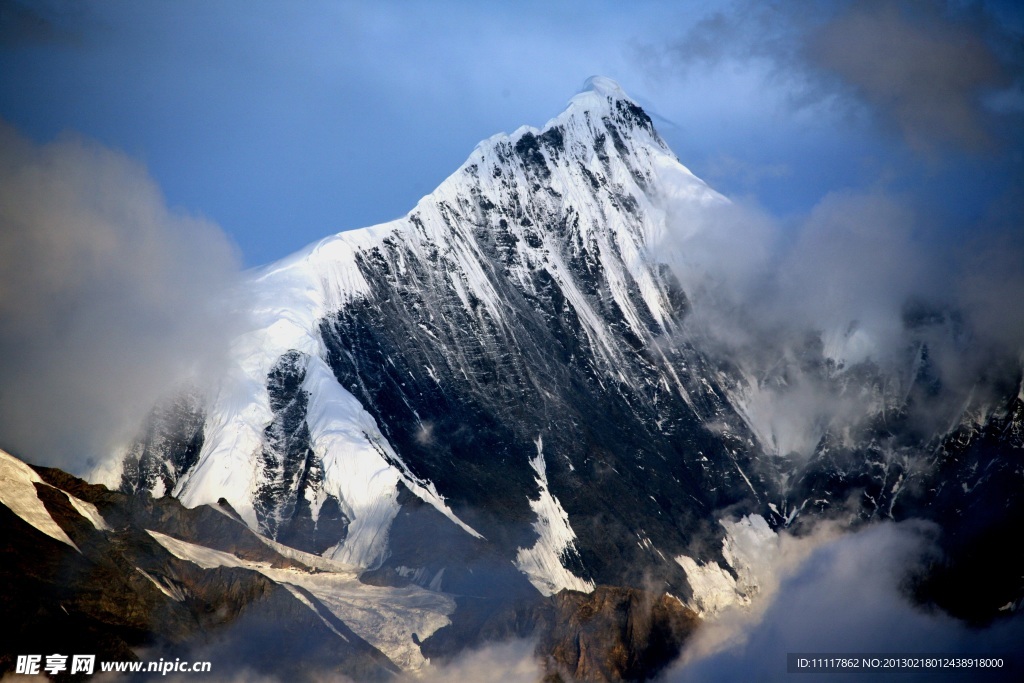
(0, 122, 243, 474)
(656, 0, 1024, 460)
(654, 4, 1024, 679)
(667, 521, 1024, 683)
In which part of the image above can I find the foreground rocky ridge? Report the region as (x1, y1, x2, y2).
(1, 447, 698, 681)
(0, 448, 401, 681)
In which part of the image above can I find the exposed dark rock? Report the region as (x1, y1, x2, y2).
(35, 465, 304, 568)
(119, 391, 205, 497)
(541, 587, 699, 682)
(255, 350, 350, 554)
(3, 455, 398, 682)
(421, 586, 698, 683)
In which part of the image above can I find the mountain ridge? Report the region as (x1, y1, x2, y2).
(100, 77, 769, 604)
(3, 77, 1021, 681)
(102, 77, 1023, 630)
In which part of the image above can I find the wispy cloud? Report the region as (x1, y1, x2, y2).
(400, 640, 540, 683)
(657, 176, 1024, 460)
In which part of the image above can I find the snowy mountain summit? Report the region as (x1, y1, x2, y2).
(104, 77, 763, 597)
(104, 77, 1023, 627)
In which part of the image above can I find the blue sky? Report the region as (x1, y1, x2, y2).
(3, 0, 1019, 267)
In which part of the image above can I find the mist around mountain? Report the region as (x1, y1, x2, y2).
(2, 77, 1022, 682)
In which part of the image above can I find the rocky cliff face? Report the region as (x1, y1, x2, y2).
(104, 77, 771, 604)
(73, 77, 1024, 678)
(2, 446, 698, 682)
(0, 447, 403, 681)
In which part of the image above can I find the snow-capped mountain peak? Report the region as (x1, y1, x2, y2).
(106, 78, 1023, 620)
(105, 78, 759, 598)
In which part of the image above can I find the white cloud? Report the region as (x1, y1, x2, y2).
(0, 122, 243, 473)
(668, 520, 1024, 683)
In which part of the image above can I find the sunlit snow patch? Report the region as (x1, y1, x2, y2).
(515, 436, 595, 596)
(675, 514, 778, 616)
(0, 448, 79, 550)
(66, 494, 110, 531)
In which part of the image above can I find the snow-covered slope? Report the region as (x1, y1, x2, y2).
(104, 77, 1023, 619)
(147, 529, 453, 671)
(107, 77, 768, 598)
(0, 448, 80, 549)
